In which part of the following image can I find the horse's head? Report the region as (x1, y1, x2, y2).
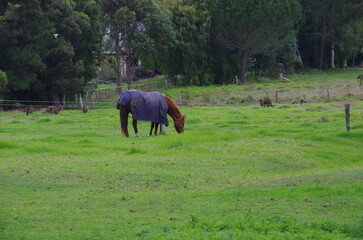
(174, 114, 185, 134)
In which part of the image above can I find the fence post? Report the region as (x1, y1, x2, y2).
(327, 89, 331, 102)
(275, 91, 278, 103)
(178, 92, 182, 105)
(63, 95, 66, 106)
(345, 104, 350, 131)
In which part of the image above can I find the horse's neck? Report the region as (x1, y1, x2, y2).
(165, 96, 182, 121)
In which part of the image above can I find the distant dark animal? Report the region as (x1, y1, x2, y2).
(117, 90, 185, 137)
(82, 105, 88, 113)
(300, 99, 307, 104)
(43, 105, 62, 114)
(357, 75, 363, 80)
(24, 106, 35, 115)
(259, 98, 273, 108)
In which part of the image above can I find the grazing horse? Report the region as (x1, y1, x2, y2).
(117, 90, 185, 137)
(259, 98, 273, 108)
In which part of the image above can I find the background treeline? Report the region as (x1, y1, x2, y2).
(0, 0, 362, 101)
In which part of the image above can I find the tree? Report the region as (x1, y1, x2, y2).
(335, 0, 363, 67)
(152, 0, 214, 86)
(100, 0, 171, 92)
(297, 0, 363, 69)
(40, 0, 102, 101)
(0, 0, 101, 101)
(210, 0, 301, 83)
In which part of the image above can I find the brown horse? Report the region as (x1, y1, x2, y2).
(117, 91, 185, 137)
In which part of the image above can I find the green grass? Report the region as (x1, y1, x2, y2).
(1, 98, 363, 239)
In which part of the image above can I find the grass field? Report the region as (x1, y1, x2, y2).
(1, 70, 363, 239)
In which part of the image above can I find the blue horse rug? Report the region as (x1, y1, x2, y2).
(118, 90, 169, 126)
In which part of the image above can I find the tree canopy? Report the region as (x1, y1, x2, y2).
(0, 0, 101, 101)
(0, 0, 362, 100)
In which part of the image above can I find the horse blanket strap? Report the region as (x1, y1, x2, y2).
(118, 90, 169, 126)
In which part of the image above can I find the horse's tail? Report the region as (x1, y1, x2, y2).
(120, 106, 129, 137)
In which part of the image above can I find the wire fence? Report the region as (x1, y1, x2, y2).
(1, 80, 363, 111)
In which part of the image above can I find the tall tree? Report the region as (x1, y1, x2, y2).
(155, 0, 214, 86)
(210, 0, 301, 84)
(100, 0, 172, 91)
(297, 0, 363, 69)
(0, 0, 101, 101)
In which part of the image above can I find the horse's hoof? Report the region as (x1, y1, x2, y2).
(135, 133, 140, 137)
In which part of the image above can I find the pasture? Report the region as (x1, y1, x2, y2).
(1, 99, 363, 239)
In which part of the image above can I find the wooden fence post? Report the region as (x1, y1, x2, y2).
(327, 89, 331, 102)
(275, 91, 278, 103)
(63, 95, 66, 106)
(178, 92, 182, 105)
(345, 104, 350, 131)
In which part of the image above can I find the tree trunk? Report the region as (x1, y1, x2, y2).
(114, 32, 123, 94)
(125, 54, 135, 87)
(296, 48, 304, 69)
(239, 51, 248, 84)
(351, 55, 356, 67)
(318, 16, 326, 70)
(330, 42, 335, 69)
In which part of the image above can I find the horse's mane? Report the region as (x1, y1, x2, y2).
(164, 95, 184, 120)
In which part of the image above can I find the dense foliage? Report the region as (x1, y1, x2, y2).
(0, 0, 362, 100)
(0, 0, 102, 101)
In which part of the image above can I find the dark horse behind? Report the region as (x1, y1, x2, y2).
(117, 90, 185, 137)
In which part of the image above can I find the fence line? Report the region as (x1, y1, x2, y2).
(1, 80, 362, 110)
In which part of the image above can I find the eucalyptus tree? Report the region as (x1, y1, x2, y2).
(100, 0, 173, 91)
(209, 0, 301, 84)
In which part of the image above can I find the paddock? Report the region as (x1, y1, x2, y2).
(1, 103, 362, 239)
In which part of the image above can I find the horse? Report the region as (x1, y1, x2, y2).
(259, 98, 273, 108)
(117, 90, 185, 137)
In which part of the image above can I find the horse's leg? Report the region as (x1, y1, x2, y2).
(120, 106, 129, 137)
(154, 123, 159, 136)
(149, 122, 155, 136)
(132, 119, 140, 137)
